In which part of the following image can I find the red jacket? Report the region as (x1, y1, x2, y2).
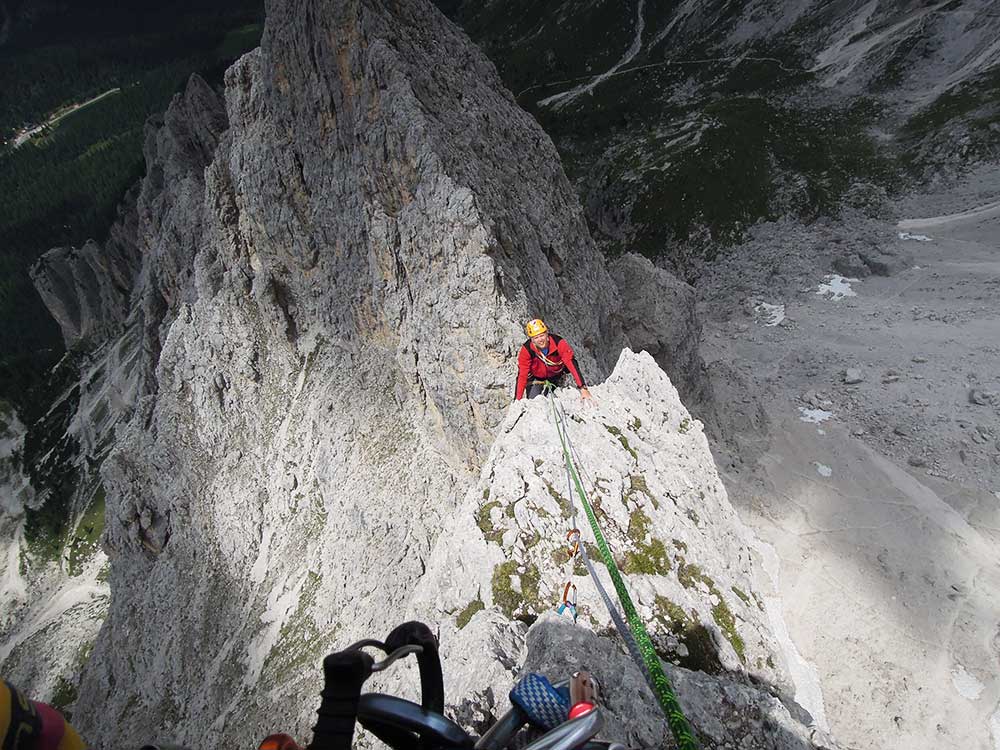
(514, 333, 586, 399)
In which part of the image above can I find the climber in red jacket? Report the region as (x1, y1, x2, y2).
(514, 319, 592, 401)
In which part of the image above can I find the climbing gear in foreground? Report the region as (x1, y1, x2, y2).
(0, 680, 87, 750)
(570, 671, 599, 707)
(547, 393, 700, 750)
(556, 581, 577, 622)
(525, 318, 548, 337)
(258, 735, 302, 750)
(508, 673, 569, 731)
(134, 621, 626, 750)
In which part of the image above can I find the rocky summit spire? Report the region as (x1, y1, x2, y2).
(69, 0, 631, 745)
(30, 0, 833, 748)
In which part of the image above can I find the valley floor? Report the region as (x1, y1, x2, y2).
(700, 170, 1000, 750)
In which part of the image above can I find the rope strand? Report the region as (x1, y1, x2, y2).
(548, 392, 699, 750)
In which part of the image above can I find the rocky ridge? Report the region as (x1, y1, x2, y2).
(4, 0, 836, 748)
(408, 350, 833, 749)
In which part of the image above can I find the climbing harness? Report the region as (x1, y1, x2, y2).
(546, 392, 700, 750)
(533, 345, 560, 369)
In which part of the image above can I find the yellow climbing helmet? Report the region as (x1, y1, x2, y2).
(525, 318, 548, 337)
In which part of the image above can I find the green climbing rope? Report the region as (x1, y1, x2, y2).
(547, 392, 700, 750)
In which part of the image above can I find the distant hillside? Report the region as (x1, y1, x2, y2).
(435, 0, 1000, 268)
(0, 0, 263, 412)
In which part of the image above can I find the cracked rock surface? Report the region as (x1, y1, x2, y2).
(12, 0, 836, 748)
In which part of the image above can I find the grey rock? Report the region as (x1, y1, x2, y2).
(843, 368, 864, 385)
(908, 456, 928, 468)
(414, 351, 818, 747)
(64, 0, 634, 745)
(515, 614, 831, 750)
(969, 389, 991, 406)
(831, 253, 870, 279)
(15, 3, 846, 749)
(857, 248, 911, 277)
(608, 253, 707, 405)
(29, 230, 141, 349)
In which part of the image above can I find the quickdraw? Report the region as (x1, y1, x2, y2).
(555, 529, 581, 622)
(556, 582, 577, 622)
(565, 528, 580, 556)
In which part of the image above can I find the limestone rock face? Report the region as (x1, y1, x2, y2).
(30, 74, 226, 359)
(23, 1, 832, 748)
(520, 615, 833, 750)
(411, 350, 826, 748)
(609, 253, 706, 405)
(29, 225, 140, 351)
(69, 0, 628, 746)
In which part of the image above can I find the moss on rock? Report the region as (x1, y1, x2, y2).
(476, 500, 504, 544)
(712, 599, 746, 663)
(603, 423, 638, 461)
(67, 486, 106, 576)
(731, 586, 751, 606)
(677, 563, 747, 663)
(491, 561, 541, 618)
(544, 481, 573, 518)
(653, 595, 723, 674)
(262, 571, 331, 682)
(622, 509, 671, 575)
(456, 597, 485, 629)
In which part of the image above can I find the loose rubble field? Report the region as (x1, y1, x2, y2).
(697, 168, 1000, 750)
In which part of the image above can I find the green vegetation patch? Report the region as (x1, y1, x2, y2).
(653, 595, 723, 674)
(712, 599, 746, 663)
(262, 571, 331, 682)
(731, 586, 751, 607)
(22, 361, 83, 565)
(625, 474, 657, 509)
(0, 1, 264, 411)
(49, 677, 79, 719)
(522, 528, 541, 549)
(677, 562, 746, 663)
(678, 561, 711, 591)
(66, 485, 106, 576)
(903, 66, 1000, 138)
(476, 500, 505, 544)
(603, 424, 637, 461)
(623, 538, 671, 576)
(491, 561, 541, 619)
(456, 597, 485, 630)
(622, 509, 670, 575)
(215, 23, 263, 60)
(543, 481, 573, 519)
(436, 0, 637, 101)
